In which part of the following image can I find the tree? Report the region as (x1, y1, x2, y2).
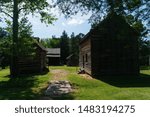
(70, 32, 76, 54)
(0, 27, 8, 38)
(70, 33, 84, 56)
(41, 36, 60, 48)
(70, 32, 84, 65)
(0, 17, 35, 69)
(60, 30, 70, 64)
(55, 0, 149, 66)
(0, 27, 11, 69)
(47, 36, 60, 48)
(125, 14, 150, 65)
(0, 0, 56, 77)
(54, 0, 149, 26)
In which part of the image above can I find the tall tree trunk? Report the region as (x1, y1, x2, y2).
(10, 0, 19, 77)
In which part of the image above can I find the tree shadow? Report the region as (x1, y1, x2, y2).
(52, 94, 75, 100)
(140, 66, 150, 70)
(96, 73, 150, 88)
(38, 89, 75, 100)
(0, 71, 49, 100)
(3, 67, 49, 78)
(0, 67, 75, 100)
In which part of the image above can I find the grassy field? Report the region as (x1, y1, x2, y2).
(0, 66, 150, 100)
(0, 68, 51, 99)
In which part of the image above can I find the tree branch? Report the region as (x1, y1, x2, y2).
(0, 9, 13, 19)
(92, 0, 101, 11)
(18, 7, 27, 13)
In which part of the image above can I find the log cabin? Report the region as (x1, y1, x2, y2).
(79, 12, 139, 77)
(46, 48, 61, 66)
(17, 41, 47, 74)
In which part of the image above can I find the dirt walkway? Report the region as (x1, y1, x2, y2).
(39, 69, 70, 100)
(51, 69, 69, 80)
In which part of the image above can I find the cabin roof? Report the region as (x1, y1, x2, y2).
(46, 48, 61, 57)
(80, 12, 139, 44)
(34, 41, 47, 51)
(66, 54, 74, 60)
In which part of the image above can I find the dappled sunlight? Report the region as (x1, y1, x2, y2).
(0, 67, 150, 100)
(0, 68, 50, 100)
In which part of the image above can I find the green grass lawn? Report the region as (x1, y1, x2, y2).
(0, 68, 51, 99)
(0, 66, 150, 100)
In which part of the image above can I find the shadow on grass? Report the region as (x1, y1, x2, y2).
(140, 66, 150, 70)
(0, 77, 38, 100)
(49, 94, 75, 100)
(97, 73, 150, 88)
(0, 70, 75, 100)
(0, 70, 49, 100)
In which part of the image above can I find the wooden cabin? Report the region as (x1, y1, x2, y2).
(79, 12, 139, 77)
(17, 41, 47, 74)
(66, 54, 78, 66)
(46, 48, 61, 66)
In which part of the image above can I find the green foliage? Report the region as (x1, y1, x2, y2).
(4, 17, 35, 57)
(41, 32, 70, 64)
(0, 17, 36, 69)
(40, 11, 57, 24)
(125, 15, 150, 65)
(126, 15, 149, 38)
(0, 37, 12, 56)
(0, 27, 8, 38)
(0, 27, 11, 67)
(41, 31, 84, 65)
(60, 31, 70, 64)
(41, 37, 60, 48)
(18, 18, 33, 38)
(0, 0, 57, 75)
(0, 0, 57, 24)
(70, 33, 84, 65)
(54, 0, 149, 28)
(17, 18, 36, 57)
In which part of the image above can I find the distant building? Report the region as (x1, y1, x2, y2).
(46, 48, 61, 66)
(79, 12, 139, 77)
(66, 54, 78, 66)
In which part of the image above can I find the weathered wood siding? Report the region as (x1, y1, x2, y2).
(91, 18, 139, 77)
(36, 47, 46, 72)
(79, 38, 92, 74)
(18, 58, 41, 74)
(17, 44, 47, 74)
(79, 13, 139, 77)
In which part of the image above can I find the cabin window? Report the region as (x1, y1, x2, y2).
(85, 54, 88, 62)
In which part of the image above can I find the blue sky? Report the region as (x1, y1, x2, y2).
(0, 0, 92, 38)
(28, 13, 91, 38)
(0, 7, 91, 39)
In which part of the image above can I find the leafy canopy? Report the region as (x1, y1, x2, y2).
(0, 0, 57, 24)
(54, 0, 150, 25)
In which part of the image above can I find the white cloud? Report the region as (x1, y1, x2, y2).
(67, 19, 84, 25)
(65, 12, 92, 26)
(62, 22, 66, 26)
